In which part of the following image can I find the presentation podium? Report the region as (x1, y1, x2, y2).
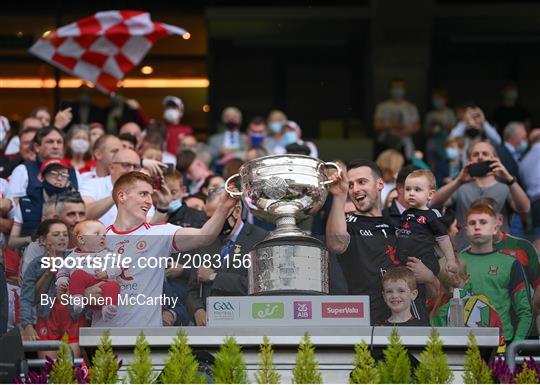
(79, 326, 500, 383)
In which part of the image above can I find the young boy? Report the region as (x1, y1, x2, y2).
(57, 219, 121, 320)
(396, 169, 458, 275)
(460, 204, 532, 343)
(381, 267, 425, 326)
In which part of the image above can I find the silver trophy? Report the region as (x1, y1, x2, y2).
(226, 155, 340, 295)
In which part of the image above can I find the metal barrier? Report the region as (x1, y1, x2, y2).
(505, 339, 540, 372)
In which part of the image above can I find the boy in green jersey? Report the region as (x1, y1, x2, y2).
(460, 204, 532, 342)
(470, 197, 540, 321)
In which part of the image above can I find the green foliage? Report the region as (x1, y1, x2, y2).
(91, 330, 120, 384)
(414, 328, 454, 384)
(514, 361, 540, 384)
(49, 335, 76, 384)
(377, 328, 411, 384)
(292, 333, 323, 384)
(126, 332, 156, 384)
(462, 333, 493, 384)
(255, 336, 281, 384)
(213, 336, 248, 384)
(349, 341, 379, 384)
(160, 329, 205, 384)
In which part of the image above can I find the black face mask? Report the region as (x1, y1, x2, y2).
(465, 127, 481, 138)
(224, 122, 238, 130)
(42, 180, 69, 196)
(221, 215, 235, 235)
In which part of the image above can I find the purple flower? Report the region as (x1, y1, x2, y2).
(514, 357, 540, 380)
(490, 356, 514, 384)
(14, 370, 48, 384)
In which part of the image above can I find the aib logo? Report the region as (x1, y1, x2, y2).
(252, 303, 284, 319)
(213, 302, 234, 311)
(294, 301, 312, 320)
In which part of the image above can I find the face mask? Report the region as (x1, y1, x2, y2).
(163, 108, 180, 124)
(446, 147, 459, 160)
(70, 139, 90, 154)
(432, 98, 445, 109)
(221, 214, 235, 235)
(42, 180, 68, 196)
(390, 88, 405, 99)
(268, 122, 282, 134)
(224, 122, 239, 131)
(516, 140, 528, 154)
(249, 133, 266, 146)
(168, 199, 183, 213)
(465, 127, 481, 138)
(282, 131, 298, 146)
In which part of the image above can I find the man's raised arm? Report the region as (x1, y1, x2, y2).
(325, 165, 350, 254)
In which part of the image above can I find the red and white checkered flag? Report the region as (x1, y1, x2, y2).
(29, 10, 187, 94)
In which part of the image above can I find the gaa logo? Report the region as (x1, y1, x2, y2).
(136, 241, 147, 250)
(213, 302, 234, 311)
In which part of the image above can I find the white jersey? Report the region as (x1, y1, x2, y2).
(92, 222, 180, 327)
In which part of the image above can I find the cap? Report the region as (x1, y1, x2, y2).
(39, 158, 71, 176)
(163, 96, 184, 110)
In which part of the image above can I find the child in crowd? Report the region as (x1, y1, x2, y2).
(396, 169, 458, 276)
(381, 267, 425, 326)
(57, 219, 121, 320)
(20, 219, 86, 358)
(429, 255, 507, 349)
(460, 204, 532, 343)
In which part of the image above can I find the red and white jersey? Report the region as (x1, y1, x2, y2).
(93, 222, 180, 327)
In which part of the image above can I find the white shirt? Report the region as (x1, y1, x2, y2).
(5, 136, 20, 156)
(6, 162, 82, 200)
(223, 130, 242, 150)
(92, 222, 180, 327)
(80, 176, 117, 226)
(520, 142, 540, 201)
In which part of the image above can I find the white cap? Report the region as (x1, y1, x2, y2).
(163, 96, 184, 110)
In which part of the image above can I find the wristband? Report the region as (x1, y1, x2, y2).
(505, 177, 516, 186)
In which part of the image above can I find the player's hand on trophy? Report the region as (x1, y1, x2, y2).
(327, 161, 348, 197)
(221, 180, 241, 209)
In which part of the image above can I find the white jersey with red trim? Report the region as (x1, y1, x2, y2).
(93, 222, 180, 327)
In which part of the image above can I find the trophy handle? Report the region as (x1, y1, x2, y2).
(319, 161, 342, 186)
(225, 173, 243, 197)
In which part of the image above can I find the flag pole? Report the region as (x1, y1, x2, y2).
(53, 0, 62, 113)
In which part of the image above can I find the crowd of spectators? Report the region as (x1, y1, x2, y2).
(0, 82, 539, 357)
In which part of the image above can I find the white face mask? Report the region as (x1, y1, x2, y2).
(70, 138, 90, 154)
(163, 108, 181, 123)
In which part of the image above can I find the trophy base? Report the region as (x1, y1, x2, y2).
(248, 236, 329, 295)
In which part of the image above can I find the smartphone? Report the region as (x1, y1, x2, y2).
(467, 160, 493, 177)
(165, 163, 175, 173)
(152, 175, 162, 190)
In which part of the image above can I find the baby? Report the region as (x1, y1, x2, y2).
(381, 267, 424, 326)
(395, 169, 458, 276)
(56, 219, 121, 320)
